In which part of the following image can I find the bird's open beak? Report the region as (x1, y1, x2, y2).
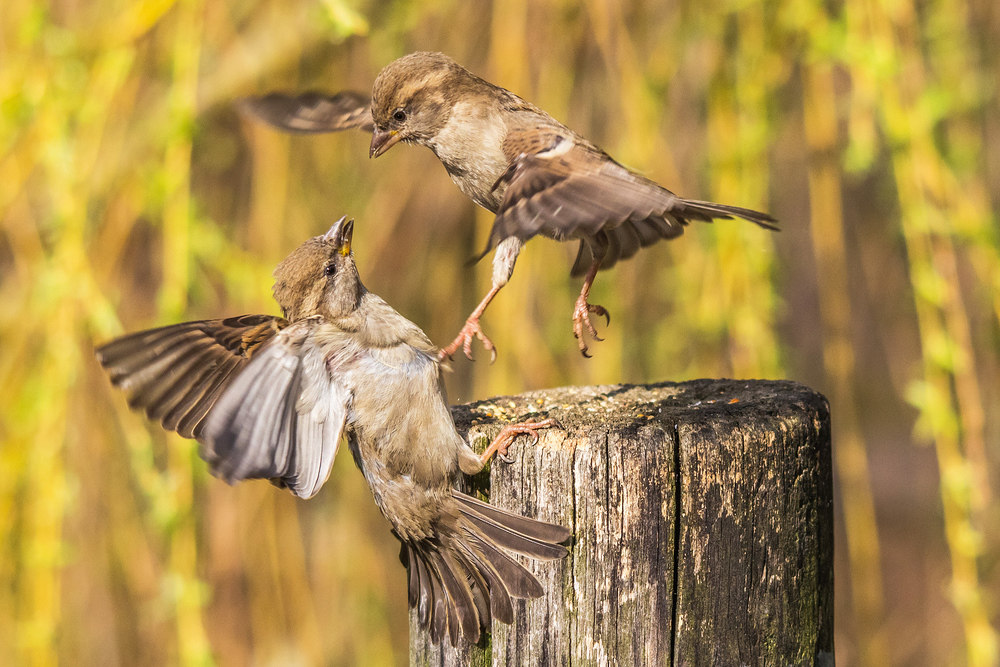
(369, 128, 402, 158)
(324, 216, 354, 255)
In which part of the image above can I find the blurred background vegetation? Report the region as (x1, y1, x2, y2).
(1, 0, 998, 664)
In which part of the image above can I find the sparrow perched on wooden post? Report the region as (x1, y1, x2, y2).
(95, 216, 569, 646)
(239, 52, 778, 358)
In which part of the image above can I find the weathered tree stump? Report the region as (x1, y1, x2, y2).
(410, 379, 833, 667)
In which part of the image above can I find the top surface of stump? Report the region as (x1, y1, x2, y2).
(451, 378, 826, 436)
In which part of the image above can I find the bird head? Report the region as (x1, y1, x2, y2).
(369, 52, 467, 158)
(272, 216, 364, 321)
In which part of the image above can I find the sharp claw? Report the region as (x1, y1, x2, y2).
(443, 318, 496, 364)
(573, 298, 610, 356)
(483, 418, 558, 465)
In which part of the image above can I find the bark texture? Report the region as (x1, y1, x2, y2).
(410, 379, 834, 667)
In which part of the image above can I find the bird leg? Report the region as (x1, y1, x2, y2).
(572, 256, 610, 357)
(480, 418, 558, 465)
(439, 285, 502, 363)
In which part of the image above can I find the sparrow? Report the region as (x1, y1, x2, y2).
(239, 52, 778, 358)
(95, 216, 569, 646)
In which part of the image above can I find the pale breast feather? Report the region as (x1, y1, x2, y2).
(429, 101, 509, 210)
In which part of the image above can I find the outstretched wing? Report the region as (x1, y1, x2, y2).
(487, 127, 778, 275)
(237, 91, 374, 134)
(200, 317, 350, 499)
(95, 314, 287, 439)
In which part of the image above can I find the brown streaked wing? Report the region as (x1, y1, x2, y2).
(489, 129, 685, 247)
(200, 317, 349, 500)
(237, 91, 374, 134)
(569, 215, 687, 277)
(95, 314, 288, 439)
(487, 127, 778, 263)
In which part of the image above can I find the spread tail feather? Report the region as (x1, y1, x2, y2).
(401, 491, 570, 645)
(675, 198, 779, 230)
(454, 492, 571, 547)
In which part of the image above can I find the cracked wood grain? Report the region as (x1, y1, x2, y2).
(410, 379, 834, 667)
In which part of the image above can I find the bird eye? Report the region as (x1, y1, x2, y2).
(392, 108, 407, 122)
(324, 263, 336, 277)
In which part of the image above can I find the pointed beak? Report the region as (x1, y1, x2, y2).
(339, 219, 354, 256)
(369, 128, 402, 158)
(323, 216, 354, 255)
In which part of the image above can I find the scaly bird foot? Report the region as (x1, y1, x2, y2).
(438, 316, 497, 363)
(572, 296, 611, 358)
(480, 418, 559, 465)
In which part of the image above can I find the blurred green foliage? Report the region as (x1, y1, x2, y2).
(1, 0, 999, 665)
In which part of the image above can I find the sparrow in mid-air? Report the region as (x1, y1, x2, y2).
(239, 52, 778, 358)
(95, 216, 569, 645)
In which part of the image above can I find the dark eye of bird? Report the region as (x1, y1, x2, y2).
(324, 263, 336, 277)
(393, 109, 406, 122)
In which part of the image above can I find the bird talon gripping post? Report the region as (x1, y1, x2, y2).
(96, 218, 570, 646)
(240, 51, 777, 360)
(479, 417, 558, 466)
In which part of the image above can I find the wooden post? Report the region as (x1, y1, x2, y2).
(410, 379, 834, 667)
